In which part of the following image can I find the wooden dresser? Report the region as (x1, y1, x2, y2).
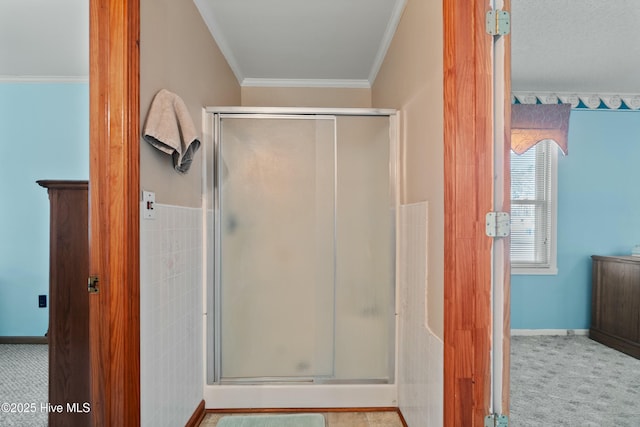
(590, 255, 640, 359)
(38, 180, 91, 427)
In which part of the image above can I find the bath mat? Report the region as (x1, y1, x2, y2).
(216, 413, 325, 427)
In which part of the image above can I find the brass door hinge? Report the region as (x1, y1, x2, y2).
(88, 275, 99, 294)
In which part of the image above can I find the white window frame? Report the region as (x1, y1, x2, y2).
(511, 140, 558, 275)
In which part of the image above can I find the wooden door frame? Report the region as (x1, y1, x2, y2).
(443, 0, 510, 425)
(87, 0, 509, 425)
(89, 0, 140, 425)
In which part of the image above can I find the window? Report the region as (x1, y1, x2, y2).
(510, 139, 558, 274)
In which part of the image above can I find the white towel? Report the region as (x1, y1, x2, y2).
(143, 89, 200, 173)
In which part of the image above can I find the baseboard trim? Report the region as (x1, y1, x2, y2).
(0, 336, 48, 344)
(395, 407, 409, 427)
(206, 407, 401, 414)
(511, 329, 589, 336)
(185, 400, 205, 427)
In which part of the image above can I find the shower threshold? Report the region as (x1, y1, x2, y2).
(218, 377, 390, 385)
(203, 383, 398, 409)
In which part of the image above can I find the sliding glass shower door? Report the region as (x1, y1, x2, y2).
(218, 116, 336, 381)
(213, 113, 394, 384)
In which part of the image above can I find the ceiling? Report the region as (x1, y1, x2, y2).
(2, 0, 640, 96)
(511, 0, 640, 96)
(192, 0, 406, 87)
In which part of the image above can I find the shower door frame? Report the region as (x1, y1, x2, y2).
(203, 107, 400, 408)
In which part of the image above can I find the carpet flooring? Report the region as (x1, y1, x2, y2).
(0, 344, 48, 427)
(510, 335, 640, 427)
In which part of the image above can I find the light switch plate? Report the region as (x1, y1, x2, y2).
(142, 190, 156, 219)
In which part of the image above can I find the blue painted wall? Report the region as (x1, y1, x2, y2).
(0, 83, 88, 336)
(512, 110, 640, 330)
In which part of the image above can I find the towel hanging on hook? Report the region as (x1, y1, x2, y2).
(143, 89, 200, 173)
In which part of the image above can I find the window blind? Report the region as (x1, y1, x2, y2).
(510, 140, 552, 267)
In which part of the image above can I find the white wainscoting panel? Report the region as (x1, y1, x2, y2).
(398, 202, 443, 426)
(140, 204, 203, 427)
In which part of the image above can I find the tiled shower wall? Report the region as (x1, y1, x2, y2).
(398, 202, 443, 426)
(140, 204, 203, 427)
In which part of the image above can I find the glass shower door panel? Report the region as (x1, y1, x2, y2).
(334, 116, 394, 381)
(219, 116, 335, 380)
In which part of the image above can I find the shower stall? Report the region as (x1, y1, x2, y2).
(204, 108, 398, 408)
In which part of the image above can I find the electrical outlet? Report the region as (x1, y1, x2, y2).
(38, 295, 47, 308)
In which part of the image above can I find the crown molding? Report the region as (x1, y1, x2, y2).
(0, 75, 88, 83)
(193, 0, 245, 84)
(512, 91, 640, 110)
(241, 78, 371, 89)
(368, 0, 407, 85)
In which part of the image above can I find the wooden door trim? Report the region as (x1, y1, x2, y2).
(443, 1, 494, 425)
(89, 1, 140, 426)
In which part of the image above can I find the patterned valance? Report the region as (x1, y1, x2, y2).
(511, 103, 571, 155)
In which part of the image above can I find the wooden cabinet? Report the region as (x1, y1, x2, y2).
(590, 255, 640, 359)
(38, 180, 91, 427)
